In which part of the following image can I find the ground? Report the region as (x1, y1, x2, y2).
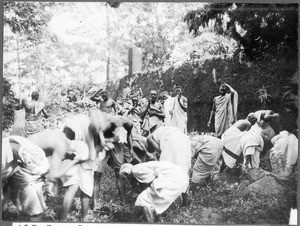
(2, 150, 297, 224)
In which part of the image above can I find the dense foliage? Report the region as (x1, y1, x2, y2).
(184, 4, 298, 60)
(2, 77, 18, 130)
(4, 1, 55, 43)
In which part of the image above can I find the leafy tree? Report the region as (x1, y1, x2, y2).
(2, 77, 19, 130)
(4, 1, 55, 43)
(184, 3, 298, 60)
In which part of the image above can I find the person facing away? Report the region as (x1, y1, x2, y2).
(207, 83, 238, 138)
(23, 91, 49, 137)
(90, 89, 117, 114)
(169, 85, 188, 133)
(141, 90, 165, 137)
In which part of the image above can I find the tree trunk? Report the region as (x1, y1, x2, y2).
(16, 34, 22, 103)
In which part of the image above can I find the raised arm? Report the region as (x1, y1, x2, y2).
(90, 89, 103, 102)
(178, 95, 188, 112)
(224, 83, 236, 94)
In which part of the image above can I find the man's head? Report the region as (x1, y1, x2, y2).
(132, 95, 138, 106)
(31, 91, 40, 101)
(150, 90, 157, 103)
(174, 85, 182, 96)
(160, 91, 169, 101)
(219, 84, 227, 96)
(247, 112, 257, 125)
(101, 91, 108, 101)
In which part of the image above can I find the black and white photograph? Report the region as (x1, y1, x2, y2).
(1, 1, 298, 224)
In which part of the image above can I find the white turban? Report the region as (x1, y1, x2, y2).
(120, 163, 133, 176)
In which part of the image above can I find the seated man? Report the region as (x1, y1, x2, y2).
(2, 135, 49, 221)
(120, 161, 189, 223)
(27, 129, 90, 222)
(189, 135, 223, 192)
(269, 130, 298, 178)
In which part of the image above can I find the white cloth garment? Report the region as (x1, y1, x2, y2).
(152, 126, 191, 174)
(170, 96, 187, 133)
(133, 161, 189, 215)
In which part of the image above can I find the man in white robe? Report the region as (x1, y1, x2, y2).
(269, 130, 298, 178)
(2, 136, 49, 221)
(170, 85, 188, 133)
(120, 161, 189, 223)
(146, 126, 191, 174)
(160, 91, 174, 127)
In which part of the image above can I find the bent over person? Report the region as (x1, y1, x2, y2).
(120, 161, 189, 223)
(207, 83, 238, 138)
(89, 111, 135, 205)
(2, 136, 49, 221)
(189, 135, 223, 192)
(27, 129, 90, 221)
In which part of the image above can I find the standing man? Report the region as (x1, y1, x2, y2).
(23, 91, 49, 137)
(170, 85, 188, 133)
(141, 90, 165, 137)
(207, 83, 238, 138)
(124, 95, 142, 135)
(90, 89, 117, 115)
(160, 91, 174, 127)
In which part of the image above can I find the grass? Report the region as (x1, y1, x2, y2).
(2, 151, 297, 224)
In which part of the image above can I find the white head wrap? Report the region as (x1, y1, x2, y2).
(120, 163, 133, 176)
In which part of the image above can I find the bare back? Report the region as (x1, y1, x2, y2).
(27, 129, 69, 159)
(233, 119, 252, 132)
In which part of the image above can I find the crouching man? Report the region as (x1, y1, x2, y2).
(2, 135, 49, 221)
(189, 135, 223, 192)
(120, 161, 189, 223)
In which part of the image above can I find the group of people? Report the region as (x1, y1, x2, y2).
(2, 83, 298, 223)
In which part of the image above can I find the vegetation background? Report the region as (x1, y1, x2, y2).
(2, 2, 298, 224)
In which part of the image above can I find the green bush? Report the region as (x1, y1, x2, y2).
(2, 77, 18, 130)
